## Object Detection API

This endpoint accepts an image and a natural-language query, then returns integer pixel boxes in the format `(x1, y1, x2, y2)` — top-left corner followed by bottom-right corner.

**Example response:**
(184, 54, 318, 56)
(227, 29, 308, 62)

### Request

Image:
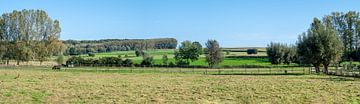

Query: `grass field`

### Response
(71, 49, 288, 67)
(0, 67, 359, 103)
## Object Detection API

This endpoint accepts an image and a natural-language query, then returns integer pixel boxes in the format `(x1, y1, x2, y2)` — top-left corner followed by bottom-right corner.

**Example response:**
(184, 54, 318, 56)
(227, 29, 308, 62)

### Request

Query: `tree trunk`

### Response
(323, 64, 329, 74)
(6, 59, 9, 65)
(16, 60, 20, 66)
(314, 65, 320, 73)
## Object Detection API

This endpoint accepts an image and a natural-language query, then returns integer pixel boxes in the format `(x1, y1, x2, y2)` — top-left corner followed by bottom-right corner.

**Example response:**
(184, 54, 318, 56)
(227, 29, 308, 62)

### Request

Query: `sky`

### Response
(1, 0, 360, 47)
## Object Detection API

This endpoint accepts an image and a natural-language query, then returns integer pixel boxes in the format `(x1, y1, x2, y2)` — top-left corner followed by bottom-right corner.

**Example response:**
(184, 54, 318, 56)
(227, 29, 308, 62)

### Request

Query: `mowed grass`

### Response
(0, 67, 359, 103)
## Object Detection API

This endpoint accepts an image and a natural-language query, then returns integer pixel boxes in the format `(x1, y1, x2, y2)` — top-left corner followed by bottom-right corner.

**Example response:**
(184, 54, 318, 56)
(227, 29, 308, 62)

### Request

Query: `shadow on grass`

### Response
(308, 76, 359, 81)
(210, 73, 305, 76)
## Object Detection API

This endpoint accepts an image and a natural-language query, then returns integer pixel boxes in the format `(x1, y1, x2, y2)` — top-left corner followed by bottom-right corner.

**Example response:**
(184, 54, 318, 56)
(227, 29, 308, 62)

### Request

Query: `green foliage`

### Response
(205, 40, 224, 68)
(283, 45, 297, 65)
(0, 9, 63, 65)
(266, 42, 285, 64)
(174, 40, 201, 66)
(123, 59, 133, 67)
(328, 11, 360, 61)
(225, 50, 230, 55)
(297, 18, 343, 73)
(192, 41, 203, 55)
(63, 38, 178, 55)
(247, 49, 258, 55)
(88, 53, 95, 57)
(135, 49, 145, 57)
(141, 55, 154, 66)
(68, 47, 78, 55)
(162, 55, 168, 65)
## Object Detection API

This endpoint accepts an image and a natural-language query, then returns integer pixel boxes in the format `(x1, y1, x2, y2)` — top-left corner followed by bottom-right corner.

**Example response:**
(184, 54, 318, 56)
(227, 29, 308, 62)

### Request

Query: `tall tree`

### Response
(321, 16, 343, 73)
(329, 11, 360, 60)
(0, 9, 63, 65)
(205, 40, 223, 68)
(297, 18, 343, 73)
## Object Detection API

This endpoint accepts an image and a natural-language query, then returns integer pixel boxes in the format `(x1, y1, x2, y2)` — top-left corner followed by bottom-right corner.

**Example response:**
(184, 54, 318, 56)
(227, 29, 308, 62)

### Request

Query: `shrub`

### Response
(88, 53, 95, 57)
(67, 56, 85, 65)
(169, 62, 176, 67)
(225, 50, 230, 55)
(123, 59, 133, 67)
(135, 49, 145, 57)
(100, 57, 122, 66)
(247, 49, 258, 55)
(141, 55, 154, 66)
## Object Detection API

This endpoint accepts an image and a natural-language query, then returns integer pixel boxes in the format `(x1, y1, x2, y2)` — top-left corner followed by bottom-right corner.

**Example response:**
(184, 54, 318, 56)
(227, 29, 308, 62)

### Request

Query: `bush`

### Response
(67, 56, 85, 65)
(135, 49, 145, 57)
(247, 49, 258, 55)
(88, 53, 95, 57)
(169, 62, 176, 67)
(141, 55, 154, 67)
(100, 57, 122, 66)
(176, 60, 189, 66)
(123, 59, 133, 67)
(226, 50, 230, 55)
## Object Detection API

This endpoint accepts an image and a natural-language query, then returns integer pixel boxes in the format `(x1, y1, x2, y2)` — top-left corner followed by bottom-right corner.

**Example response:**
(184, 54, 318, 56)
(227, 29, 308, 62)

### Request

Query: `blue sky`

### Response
(1, 0, 360, 47)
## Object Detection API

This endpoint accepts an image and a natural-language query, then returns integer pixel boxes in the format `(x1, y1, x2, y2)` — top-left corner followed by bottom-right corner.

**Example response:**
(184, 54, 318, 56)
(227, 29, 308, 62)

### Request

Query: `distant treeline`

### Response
(64, 38, 177, 55)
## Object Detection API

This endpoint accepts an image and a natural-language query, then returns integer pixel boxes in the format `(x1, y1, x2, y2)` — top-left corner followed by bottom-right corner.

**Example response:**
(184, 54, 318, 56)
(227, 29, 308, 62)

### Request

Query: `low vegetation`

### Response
(0, 67, 359, 103)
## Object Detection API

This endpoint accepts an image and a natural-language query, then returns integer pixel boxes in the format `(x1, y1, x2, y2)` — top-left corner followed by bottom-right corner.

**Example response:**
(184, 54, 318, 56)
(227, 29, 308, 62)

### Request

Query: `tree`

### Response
(329, 11, 360, 60)
(174, 40, 201, 66)
(192, 41, 203, 55)
(68, 47, 78, 55)
(321, 16, 343, 73)
(297, 18, 343, 73)
(266, 42, 285, 65)
(205, 40, 223, 68)
(162, 55, 168, 65)
(0, 9, 64, 65)
(283, 45, 296, 65)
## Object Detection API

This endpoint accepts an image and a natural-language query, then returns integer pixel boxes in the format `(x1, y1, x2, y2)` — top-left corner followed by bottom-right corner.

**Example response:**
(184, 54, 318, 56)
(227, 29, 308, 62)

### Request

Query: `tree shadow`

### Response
(308, 76, 359, 81)
(210, 73, 305, 76)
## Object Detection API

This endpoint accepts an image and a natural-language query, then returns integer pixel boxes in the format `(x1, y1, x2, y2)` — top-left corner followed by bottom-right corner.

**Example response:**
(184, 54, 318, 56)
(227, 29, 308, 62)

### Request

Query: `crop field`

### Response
(0, 67, 359, 103)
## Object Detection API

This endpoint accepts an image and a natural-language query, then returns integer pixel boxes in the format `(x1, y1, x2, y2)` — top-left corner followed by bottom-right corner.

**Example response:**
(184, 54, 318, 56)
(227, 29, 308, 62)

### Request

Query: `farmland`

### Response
(0, 67, 359, 103)
(72, 48, 284, 67)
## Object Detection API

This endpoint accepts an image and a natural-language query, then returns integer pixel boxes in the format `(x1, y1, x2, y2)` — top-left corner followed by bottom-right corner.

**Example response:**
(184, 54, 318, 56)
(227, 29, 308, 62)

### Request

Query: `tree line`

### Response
(64, 38, 177, 55)
(0, 9, 64, 65)
(267, 11, 360, 73)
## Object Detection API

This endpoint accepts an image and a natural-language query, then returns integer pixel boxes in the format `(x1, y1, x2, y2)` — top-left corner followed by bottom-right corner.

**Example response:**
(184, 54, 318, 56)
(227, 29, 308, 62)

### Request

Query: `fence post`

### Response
(218, 69, 221, 74)
(267, 66, 270, 74)
(245, 67, 247, 74)
(303, 67, 305, 74)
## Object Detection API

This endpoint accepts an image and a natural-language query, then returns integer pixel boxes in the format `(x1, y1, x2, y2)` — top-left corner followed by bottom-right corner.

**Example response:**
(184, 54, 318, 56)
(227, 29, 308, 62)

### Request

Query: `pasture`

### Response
(73, 49, 287, 67)
(0, 67, 359, 103)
